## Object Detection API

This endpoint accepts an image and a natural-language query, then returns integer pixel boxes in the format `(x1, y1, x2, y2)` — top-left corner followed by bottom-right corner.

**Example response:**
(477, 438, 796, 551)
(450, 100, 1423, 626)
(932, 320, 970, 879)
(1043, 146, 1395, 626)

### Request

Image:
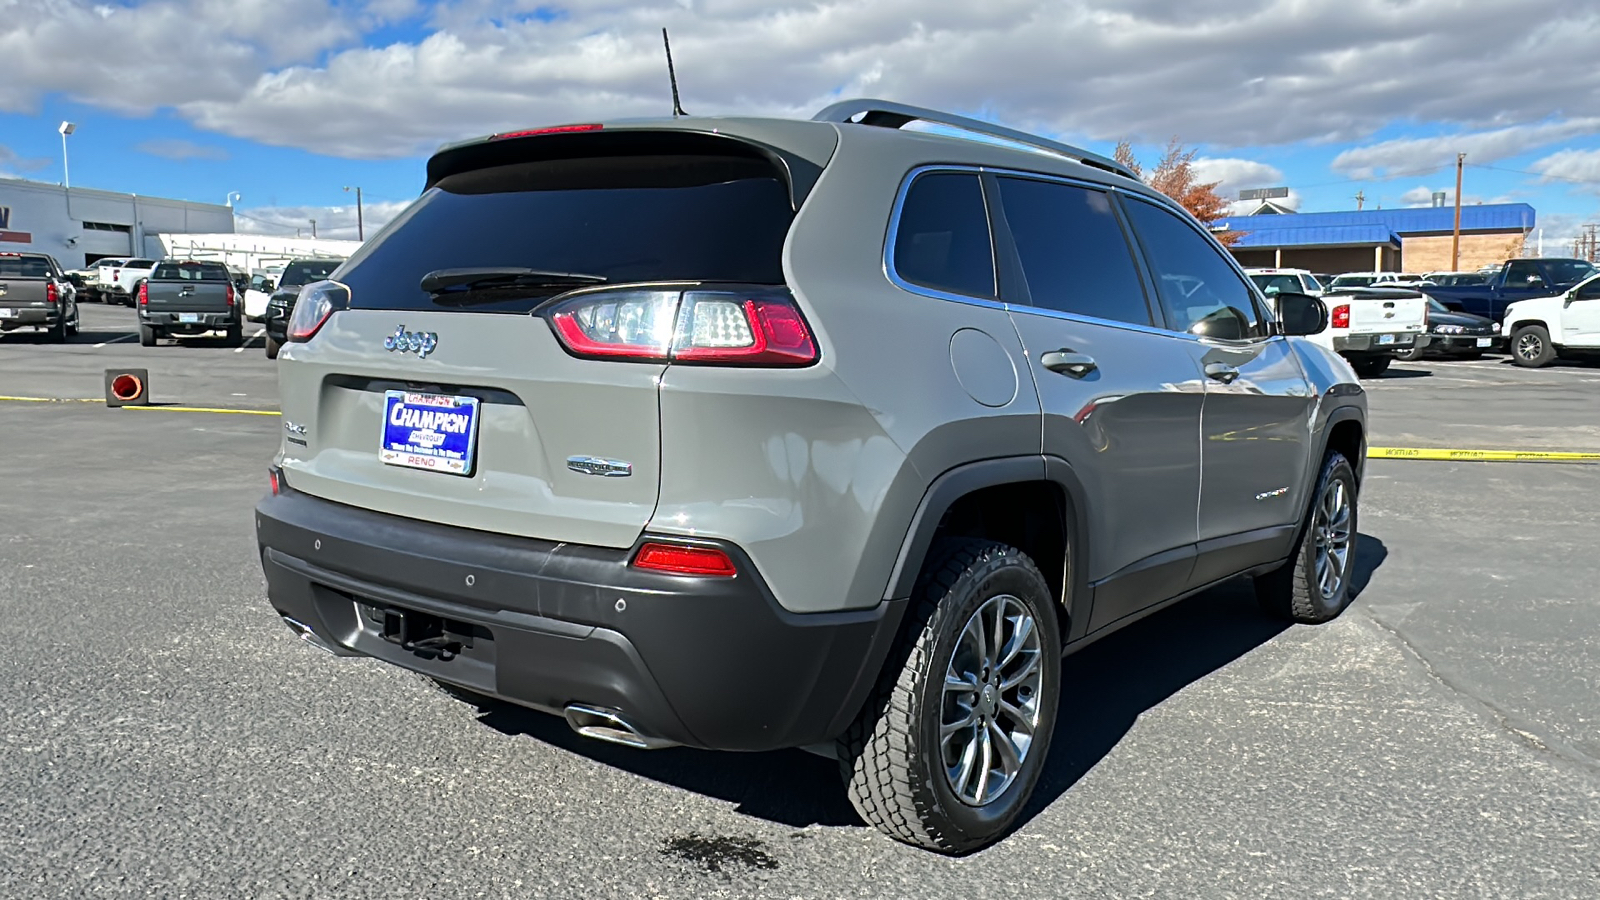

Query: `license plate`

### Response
(0, 308, 15, 319)
(178, 313, 200, 323)
(1378, 334, 1395, 345)
(380, 391, 479, 476)
(1476, 338, 1493, 347)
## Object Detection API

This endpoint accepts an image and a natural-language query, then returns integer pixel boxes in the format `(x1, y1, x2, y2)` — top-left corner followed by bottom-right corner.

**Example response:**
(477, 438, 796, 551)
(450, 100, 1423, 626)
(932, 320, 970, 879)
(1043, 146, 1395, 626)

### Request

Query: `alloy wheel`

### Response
(1312, 479, 1353, 600)
(940, 594, 1044, 806)
(1516, 332, 1543, 361)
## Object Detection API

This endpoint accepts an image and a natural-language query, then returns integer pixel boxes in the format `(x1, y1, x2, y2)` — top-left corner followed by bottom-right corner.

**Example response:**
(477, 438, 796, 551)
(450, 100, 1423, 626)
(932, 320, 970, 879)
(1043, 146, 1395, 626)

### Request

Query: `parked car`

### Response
(99, 258, 159, 307)
(0, 251, 80, 341)
(68, 258, 125, 302)
(1395, 298, 1499, 360)
(137, 259, 242, 346)
(1501, 273, 1600, 367)
(1328, 272, 1403, 289)
(1245, 267, 1325, 297)
(260, 258, 346, 357)
(1423, 271, 1489, 287)
(1422, 257, 1597, 323)
(253, 99, 1368, 854)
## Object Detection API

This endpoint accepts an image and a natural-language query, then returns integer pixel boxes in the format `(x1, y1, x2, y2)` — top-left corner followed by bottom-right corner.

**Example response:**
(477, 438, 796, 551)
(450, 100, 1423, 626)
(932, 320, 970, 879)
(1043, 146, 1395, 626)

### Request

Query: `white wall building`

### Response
(0, 177, 235, 268)
(151, 233, 362, 279)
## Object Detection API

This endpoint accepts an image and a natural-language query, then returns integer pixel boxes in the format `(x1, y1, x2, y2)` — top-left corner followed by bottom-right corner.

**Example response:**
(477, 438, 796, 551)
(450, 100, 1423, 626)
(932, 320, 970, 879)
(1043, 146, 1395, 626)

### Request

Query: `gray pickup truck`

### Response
(0, 251, 80, 342)
(138, 260, 243, 346)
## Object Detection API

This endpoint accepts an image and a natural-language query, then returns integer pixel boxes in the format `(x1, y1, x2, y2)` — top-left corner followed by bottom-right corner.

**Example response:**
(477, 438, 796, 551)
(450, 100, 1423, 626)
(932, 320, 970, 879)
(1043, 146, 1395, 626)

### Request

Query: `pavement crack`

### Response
(1361, 609, 1600, 780)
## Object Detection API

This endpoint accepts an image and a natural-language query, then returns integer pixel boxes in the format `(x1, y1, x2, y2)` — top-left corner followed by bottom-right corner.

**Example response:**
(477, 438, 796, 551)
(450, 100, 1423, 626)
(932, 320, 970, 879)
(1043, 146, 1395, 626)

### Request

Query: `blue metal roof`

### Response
(1215, 202, 1535, 238)
(1225, 224, 1400, 249)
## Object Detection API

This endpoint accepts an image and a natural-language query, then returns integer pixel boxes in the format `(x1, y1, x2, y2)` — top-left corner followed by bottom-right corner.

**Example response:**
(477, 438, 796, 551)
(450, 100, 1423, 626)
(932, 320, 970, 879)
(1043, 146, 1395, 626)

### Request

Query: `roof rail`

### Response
(812, 98, 1137, 181)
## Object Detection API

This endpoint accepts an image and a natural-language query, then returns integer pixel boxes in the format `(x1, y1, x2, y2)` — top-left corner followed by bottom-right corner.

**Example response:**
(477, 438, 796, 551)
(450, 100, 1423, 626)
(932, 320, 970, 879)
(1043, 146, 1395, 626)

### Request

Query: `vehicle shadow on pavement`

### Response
(472, 536, 1390, 835)
(1374, 368, 1433, 379)
(1020, 533, 1390, 830)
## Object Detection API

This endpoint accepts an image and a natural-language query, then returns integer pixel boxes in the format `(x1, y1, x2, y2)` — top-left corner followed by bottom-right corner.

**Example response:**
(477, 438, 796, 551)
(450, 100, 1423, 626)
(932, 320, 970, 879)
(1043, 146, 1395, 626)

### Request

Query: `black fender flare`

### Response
(882, 455, 1095, 642)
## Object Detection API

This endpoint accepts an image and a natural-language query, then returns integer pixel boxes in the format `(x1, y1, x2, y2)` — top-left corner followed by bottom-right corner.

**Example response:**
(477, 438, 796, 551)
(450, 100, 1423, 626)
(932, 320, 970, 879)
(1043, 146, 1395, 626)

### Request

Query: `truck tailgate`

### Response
(1341, 291, 1427, 334)
(145, 281, 231, 312)
(0, 277, 51, 311)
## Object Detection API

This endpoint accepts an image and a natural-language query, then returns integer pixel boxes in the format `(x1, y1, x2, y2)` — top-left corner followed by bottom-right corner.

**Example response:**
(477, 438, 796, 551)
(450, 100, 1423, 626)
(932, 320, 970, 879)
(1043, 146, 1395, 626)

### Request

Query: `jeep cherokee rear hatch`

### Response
(276, 128, 809, 547)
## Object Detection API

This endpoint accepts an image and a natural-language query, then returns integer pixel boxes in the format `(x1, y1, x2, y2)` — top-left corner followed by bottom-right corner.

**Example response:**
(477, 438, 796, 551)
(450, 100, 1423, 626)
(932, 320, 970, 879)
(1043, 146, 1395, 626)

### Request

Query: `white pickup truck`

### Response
(96, 257, 158, 307)
(1253, 273, 1428, 377)
(1501, 273, 1600, 367)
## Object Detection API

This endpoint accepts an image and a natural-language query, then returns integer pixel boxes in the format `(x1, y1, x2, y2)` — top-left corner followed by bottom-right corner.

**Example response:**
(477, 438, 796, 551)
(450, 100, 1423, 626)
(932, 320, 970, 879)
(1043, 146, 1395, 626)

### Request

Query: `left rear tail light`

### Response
(544, 288, 818, 366)
(632, 542, 738, 577)
(45, 282, 57, 304)
(225, 283, 235, 307)
(287, 280, 350, 342)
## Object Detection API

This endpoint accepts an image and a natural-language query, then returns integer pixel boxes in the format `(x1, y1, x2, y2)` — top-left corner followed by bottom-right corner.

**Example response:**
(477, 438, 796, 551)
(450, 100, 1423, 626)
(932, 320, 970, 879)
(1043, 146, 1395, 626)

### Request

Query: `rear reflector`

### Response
(632, 542, 738, 577)
(492, 124, 604, 140)
(268, 468, 281, 496)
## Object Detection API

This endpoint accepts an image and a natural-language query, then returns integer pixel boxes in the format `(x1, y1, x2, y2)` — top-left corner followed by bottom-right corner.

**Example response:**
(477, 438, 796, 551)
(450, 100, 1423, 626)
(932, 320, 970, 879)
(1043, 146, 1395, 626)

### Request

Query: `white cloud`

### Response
(1530, 148, 1600, 193)
(4, 0, 1600, 161)
(234, 200, 409, 241)
(1330, 119, 1600, 179)
(136, 139, 230, 161)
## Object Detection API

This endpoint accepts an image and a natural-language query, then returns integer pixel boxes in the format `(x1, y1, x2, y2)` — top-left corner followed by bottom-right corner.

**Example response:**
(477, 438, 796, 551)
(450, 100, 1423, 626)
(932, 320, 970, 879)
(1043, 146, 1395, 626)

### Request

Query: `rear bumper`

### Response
(0, 307, 61, 327)
(140, 311, 237, 329)
(1334, 332, 1425, 354)
(254, 485, 905, 752)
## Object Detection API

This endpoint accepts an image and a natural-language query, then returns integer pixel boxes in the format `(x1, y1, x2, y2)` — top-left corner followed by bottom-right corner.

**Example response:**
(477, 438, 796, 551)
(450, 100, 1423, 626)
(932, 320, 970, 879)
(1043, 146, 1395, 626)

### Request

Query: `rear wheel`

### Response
(138, 323, 158, 347)
(1350, 355, 1391, 378)
(1511, 325, 1556, 368)
(66, 304, 80, 337)
(45, 314, 67, 343)
(840, 538, 1061, 854)
(224, 323, 244, 347)
(1255, 451, 1359, 624)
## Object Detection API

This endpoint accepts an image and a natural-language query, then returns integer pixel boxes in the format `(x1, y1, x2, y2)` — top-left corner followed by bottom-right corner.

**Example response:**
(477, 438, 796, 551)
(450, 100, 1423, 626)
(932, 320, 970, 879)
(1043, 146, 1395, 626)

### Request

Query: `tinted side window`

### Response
(892, 172, 995, 298)
(995, 177, 1151, 325)
(1504, 260, 1545, 286)
(1124, 199, 1263, 340)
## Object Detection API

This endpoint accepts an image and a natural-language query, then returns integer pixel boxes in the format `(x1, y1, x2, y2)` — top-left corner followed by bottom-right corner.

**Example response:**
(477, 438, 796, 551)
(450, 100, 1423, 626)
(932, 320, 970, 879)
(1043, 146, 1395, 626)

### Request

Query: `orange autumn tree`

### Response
(1114, 139, 1243, 246)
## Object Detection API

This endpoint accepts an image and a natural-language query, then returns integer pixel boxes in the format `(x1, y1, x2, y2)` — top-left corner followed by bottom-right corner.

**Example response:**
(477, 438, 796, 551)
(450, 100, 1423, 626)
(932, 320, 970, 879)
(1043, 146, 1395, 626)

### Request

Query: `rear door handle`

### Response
(1205, 362, 1240, 384)
(1041, 349, 1097, 378)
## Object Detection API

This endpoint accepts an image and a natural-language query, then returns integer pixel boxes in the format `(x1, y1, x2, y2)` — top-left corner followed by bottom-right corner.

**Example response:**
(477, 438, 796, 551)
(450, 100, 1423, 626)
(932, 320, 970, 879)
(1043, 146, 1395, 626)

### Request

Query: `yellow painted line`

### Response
(121, 405, 281, 417)
(1369, 446, 1600, 462)
(0, 395, 101, 403)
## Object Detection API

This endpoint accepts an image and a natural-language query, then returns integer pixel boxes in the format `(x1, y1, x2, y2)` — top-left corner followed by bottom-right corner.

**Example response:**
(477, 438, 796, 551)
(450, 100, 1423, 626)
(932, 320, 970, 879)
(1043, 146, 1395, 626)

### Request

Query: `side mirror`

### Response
(1274, 292, 1329, 336)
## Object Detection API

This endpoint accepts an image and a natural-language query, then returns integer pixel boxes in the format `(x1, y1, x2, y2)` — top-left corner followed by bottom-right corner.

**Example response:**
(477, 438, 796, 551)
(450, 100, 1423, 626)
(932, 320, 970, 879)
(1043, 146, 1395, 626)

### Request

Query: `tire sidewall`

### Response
(1299, 454, 1359, 620)
(915, 553, 1061, 842)
(1513, 326, 1552, 367)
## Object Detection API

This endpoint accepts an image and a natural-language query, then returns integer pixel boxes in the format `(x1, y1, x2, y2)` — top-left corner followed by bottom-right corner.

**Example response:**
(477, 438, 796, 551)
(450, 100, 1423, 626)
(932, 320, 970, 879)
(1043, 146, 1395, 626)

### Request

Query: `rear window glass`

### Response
(335, 153, 795, 313)
(1249, 273, 1303, 296)
(154, 262, 230, 281)
(280, 260, 344, 287)
(0, 256, 51, 278)
(892, 171, 995, 299)
(127, 259, 156, 267)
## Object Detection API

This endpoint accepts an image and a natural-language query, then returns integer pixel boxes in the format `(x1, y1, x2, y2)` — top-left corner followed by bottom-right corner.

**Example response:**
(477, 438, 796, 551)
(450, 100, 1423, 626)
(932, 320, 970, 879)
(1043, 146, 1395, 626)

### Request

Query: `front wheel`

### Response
(264, 333, 282, 359)
(840, 539, 1061, 854)
(1394, 344, 1424, 362)
(1350, 355, 1391, 378)
(1255, 451, 1359, 623)
(1511, 325, 1556, 368)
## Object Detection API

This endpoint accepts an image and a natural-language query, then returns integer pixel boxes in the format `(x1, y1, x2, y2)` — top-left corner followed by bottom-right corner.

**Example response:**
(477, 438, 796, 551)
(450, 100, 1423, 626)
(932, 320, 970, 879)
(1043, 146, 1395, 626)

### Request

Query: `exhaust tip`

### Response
(564, 704, 677, 750)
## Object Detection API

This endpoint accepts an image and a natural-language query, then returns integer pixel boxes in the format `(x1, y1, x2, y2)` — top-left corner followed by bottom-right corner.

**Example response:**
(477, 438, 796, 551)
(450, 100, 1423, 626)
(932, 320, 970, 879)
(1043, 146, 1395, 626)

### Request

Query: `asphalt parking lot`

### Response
(3, 304, 1598, 898)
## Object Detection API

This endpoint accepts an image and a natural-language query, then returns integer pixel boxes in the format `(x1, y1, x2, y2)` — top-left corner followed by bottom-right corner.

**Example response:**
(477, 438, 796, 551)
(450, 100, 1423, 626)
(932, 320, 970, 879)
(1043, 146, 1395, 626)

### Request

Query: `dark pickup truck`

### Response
(1422, 257, 1596, 323)
(262, 257, 345, 358)
(138, 260, 243, 347)
(0, 252, 80, 342)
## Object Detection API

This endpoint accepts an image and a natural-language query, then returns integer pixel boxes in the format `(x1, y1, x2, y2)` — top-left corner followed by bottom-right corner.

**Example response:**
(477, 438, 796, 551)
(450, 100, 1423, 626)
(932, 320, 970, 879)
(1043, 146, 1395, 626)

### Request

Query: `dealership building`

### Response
(1217, 202, 1537, 274)
(0, 177, 236, 268)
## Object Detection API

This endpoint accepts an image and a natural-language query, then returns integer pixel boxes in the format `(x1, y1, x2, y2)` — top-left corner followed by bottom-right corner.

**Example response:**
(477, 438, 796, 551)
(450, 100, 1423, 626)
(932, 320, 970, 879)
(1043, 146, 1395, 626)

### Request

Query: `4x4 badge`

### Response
(383, 325, 438, 358)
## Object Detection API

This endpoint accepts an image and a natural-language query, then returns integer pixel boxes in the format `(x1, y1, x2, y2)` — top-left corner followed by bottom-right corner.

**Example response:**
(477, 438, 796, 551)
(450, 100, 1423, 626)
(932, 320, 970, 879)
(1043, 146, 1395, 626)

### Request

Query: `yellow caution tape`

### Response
(0, 395, 101, 403)
(1369, 446, 1600, 462)
(120, 405, 281, 417)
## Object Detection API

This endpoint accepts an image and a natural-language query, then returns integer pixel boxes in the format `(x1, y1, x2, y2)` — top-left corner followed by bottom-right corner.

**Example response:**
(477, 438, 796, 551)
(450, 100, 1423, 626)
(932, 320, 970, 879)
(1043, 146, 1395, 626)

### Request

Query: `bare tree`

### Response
(1117, 139, 1242, 247)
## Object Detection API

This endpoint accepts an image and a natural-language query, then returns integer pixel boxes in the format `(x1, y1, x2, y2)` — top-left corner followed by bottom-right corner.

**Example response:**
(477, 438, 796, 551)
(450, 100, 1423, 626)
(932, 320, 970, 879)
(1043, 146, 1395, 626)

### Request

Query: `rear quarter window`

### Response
(890, 171, 996, 299)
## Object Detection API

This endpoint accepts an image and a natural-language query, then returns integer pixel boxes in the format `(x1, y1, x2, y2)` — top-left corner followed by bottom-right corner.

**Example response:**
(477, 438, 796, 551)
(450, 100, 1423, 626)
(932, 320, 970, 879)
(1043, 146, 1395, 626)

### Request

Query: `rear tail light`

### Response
(545, 288, 818, 366)
(225, 283, 235, 307)
(138, 282, 148, 306)
(287, 280, 350, 342)
(268, 466, 285, 495)
(632, 542, 738, 577)
(45, 281, 57, 305)
(1331, 304, 1350, 329)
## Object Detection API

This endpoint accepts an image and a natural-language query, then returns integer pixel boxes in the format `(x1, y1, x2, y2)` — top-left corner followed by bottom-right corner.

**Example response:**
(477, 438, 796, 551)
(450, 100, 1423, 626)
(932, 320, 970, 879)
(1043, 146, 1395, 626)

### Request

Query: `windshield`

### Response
(1301, 273, 1323, 291)
(335, 152, 795, 313)
(1249, 274, 1303, 296)
(1545, 260, 1597, 284)
(279, 260, 344, 288)
(1330, 274, 1376, 287)
(1427, 298, 1450, 313)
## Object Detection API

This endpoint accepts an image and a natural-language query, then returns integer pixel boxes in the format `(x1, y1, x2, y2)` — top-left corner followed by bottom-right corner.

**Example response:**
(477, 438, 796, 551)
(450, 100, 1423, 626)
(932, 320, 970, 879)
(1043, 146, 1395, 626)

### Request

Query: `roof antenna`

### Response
(662, 28, 687, 117)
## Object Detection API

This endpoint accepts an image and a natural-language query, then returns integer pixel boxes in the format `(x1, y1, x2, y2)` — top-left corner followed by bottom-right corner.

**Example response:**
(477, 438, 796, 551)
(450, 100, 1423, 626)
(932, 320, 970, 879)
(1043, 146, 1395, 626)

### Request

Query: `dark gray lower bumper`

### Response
(255, 484, 905, 752)
(1334, 333, 1426, 353)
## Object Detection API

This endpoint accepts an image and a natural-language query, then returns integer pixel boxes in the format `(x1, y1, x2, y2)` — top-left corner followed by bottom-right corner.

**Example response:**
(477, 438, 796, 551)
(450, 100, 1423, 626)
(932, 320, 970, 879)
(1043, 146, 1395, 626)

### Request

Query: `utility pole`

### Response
(1451, 153, 1465, 270)
(344, 186, 364, 241)
(309, 218, 318, 239)
(1354, 190, 1365, 211)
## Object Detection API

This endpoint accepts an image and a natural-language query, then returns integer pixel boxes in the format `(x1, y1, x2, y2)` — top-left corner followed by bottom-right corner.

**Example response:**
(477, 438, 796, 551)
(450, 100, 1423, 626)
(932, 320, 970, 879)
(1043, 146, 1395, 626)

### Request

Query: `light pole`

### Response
(58, 121, 76, 189)
(343, 186, 364, 241)
(226, 192, 242, 207)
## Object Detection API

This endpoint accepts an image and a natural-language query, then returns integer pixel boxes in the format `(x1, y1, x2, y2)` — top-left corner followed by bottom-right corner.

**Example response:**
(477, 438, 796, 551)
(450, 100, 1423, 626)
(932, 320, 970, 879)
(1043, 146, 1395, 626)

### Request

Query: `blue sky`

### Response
(4, 0, 1600, 246)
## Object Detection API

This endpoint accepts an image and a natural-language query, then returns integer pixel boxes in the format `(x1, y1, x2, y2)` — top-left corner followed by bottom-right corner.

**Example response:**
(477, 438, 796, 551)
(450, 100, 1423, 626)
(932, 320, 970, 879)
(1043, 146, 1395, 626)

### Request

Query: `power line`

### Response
(1468, 162, 1600, 186)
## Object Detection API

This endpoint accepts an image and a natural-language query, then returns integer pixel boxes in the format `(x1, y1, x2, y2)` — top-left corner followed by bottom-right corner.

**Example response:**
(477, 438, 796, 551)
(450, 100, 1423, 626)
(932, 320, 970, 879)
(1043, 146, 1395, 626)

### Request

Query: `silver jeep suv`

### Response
(255, 100, 1365, 853)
